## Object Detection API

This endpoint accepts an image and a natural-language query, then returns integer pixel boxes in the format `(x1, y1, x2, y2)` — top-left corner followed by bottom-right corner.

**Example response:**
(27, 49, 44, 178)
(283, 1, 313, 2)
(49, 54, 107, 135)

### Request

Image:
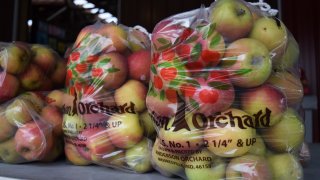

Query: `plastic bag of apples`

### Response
(0, 42, 66, 103)
(0, 91, 64, 163)
(62, 22, 155, 173)
(147, 0, 305, 179)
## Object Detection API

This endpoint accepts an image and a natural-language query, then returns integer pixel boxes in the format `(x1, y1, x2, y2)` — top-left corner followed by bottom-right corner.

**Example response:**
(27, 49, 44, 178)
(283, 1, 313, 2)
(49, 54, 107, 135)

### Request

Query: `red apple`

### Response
(241, 84, 287, 127)
(92, 52, 127, 90)
(146, 94, 177, 118)
(14, 122, 54, 161)
(185, 75, 234, 116)
(226, 154, 272, 180)
(0, 72, 20, 102)
(127, 50, 151, 83)
(50, 60, 66, 87)
(41, 105, 63, 136)
(96, 23, 128, 52)
(31, 44, 58, 74)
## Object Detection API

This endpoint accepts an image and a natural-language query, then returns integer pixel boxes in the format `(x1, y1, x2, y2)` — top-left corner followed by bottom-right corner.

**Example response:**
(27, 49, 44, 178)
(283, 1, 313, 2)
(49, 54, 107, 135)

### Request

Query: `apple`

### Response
(5, 99, 34, 127)
(222, 38, 272, 88)
(115, 80, 147, 112)
(204, 108, 256, 158)
(185, 149, 226, 180)
(46, 90, 64, 108)
(19, 92, 45, 112)
(146, 94, 177, 118)
(93, 149, 126, 167)
(185, 75, 235, 116)
(127, 50, 151, 83)
(19, 64, 45, 90)
(274, 35, 299, 70)
(249, 17, 287, 52)
(31, 44, 57, 73)
(80, 128, 115, 162)
(152, 20, 187, 52)
(125, 138, 153, 173)
(92, 52, 127, 90)
(261, 108, 305, 152)
(209, 0, 253, 42)
(41, 138, 63, 162)
(267, 71, 303, 106)
(62, 114, 86, 137)
(38, 77, 53, 91)
(241, 84, 287, 127)
(41, 105, 63, 136)
(74, 24, 98, 47)
(0, 138, 25, 163)
(226, 154, 272, 180)
(151, 138, 184, 177)
(0, 72, 20, 102)
(139, 110, 156, 138)
(0, 43, 30, 75)
(65, 143, 91, 166)
(248, 134, 266, 156)
(15, 122, 54, 161)
(50, 60, 67, 86)
(159, 112, 203, 151)
(0, 108, 17, 142)
(268, 153, 303, 180)
(107, 113, 143, 149)
(128, 28, 151, 52)
(96, 23, 128, 52)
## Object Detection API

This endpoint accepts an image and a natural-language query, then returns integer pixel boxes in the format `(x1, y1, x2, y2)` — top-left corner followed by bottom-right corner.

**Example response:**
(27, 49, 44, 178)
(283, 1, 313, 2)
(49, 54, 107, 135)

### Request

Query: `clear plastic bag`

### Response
(0, 91, 64, 163)
(62, 22, 154, 173)
(147, 0, 305, 179)
(0, 42, 66, 103)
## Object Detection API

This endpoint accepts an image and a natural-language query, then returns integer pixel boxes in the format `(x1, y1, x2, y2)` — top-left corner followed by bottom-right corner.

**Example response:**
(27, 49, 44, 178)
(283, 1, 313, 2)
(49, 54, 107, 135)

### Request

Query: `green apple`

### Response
(241, 84, 286, 127)
(261, 108, 305, 152)
(62, 114, 86, 137)
(0, 138, 26, 163)
(107, 113, 144, 149)
(0, 43, 30, 75)
(274, 35, 299, 70)
(64, 143, 91, 166)
(268, 153, 303, 180)
(115, 80, 147, 112)
(19, 64, 45, 90)
(267, 71, 303, 106)
(248, 134, 266, 156)
(185, 149, 226, 180)
(210, 0, 253, 42)
(139, 110, 156, 138)
(128, 28, 151, 52)
(250, 17, 287, 52)
(5, 99, 34, 127)
(226, 154, 272, 179)
(204, 108, 256, 158)
(223, 38, 272, 88)
(159, 112, 203, 151)
(0, 108, 17, 142)
(125, 138, 153, 173)
(151, 138, 184, 177)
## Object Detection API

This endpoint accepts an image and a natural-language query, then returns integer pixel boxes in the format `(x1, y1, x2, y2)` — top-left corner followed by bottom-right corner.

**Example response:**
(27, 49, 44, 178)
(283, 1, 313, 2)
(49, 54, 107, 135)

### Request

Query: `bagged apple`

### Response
(0, 42, 67, 103)
(0, 91, 64, 164)
(147, 0, 305, 179)
(62, 22, 154, 173)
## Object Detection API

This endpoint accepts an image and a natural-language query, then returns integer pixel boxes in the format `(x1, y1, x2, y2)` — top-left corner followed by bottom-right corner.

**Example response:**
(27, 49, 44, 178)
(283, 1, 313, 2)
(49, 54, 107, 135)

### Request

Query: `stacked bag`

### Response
(62, 22, 155, 173)
(147, 0, 305, 179)
(0, 42, 66, 163)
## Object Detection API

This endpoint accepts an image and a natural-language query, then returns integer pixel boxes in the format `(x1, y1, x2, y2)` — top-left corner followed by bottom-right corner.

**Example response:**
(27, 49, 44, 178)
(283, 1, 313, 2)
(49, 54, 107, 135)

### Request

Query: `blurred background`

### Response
(0, 0, 318, 142)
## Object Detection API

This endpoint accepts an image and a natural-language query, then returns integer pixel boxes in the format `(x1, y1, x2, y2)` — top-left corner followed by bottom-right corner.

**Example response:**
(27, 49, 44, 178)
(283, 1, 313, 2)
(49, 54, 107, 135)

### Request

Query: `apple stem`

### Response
(237, 8, 246, 16)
